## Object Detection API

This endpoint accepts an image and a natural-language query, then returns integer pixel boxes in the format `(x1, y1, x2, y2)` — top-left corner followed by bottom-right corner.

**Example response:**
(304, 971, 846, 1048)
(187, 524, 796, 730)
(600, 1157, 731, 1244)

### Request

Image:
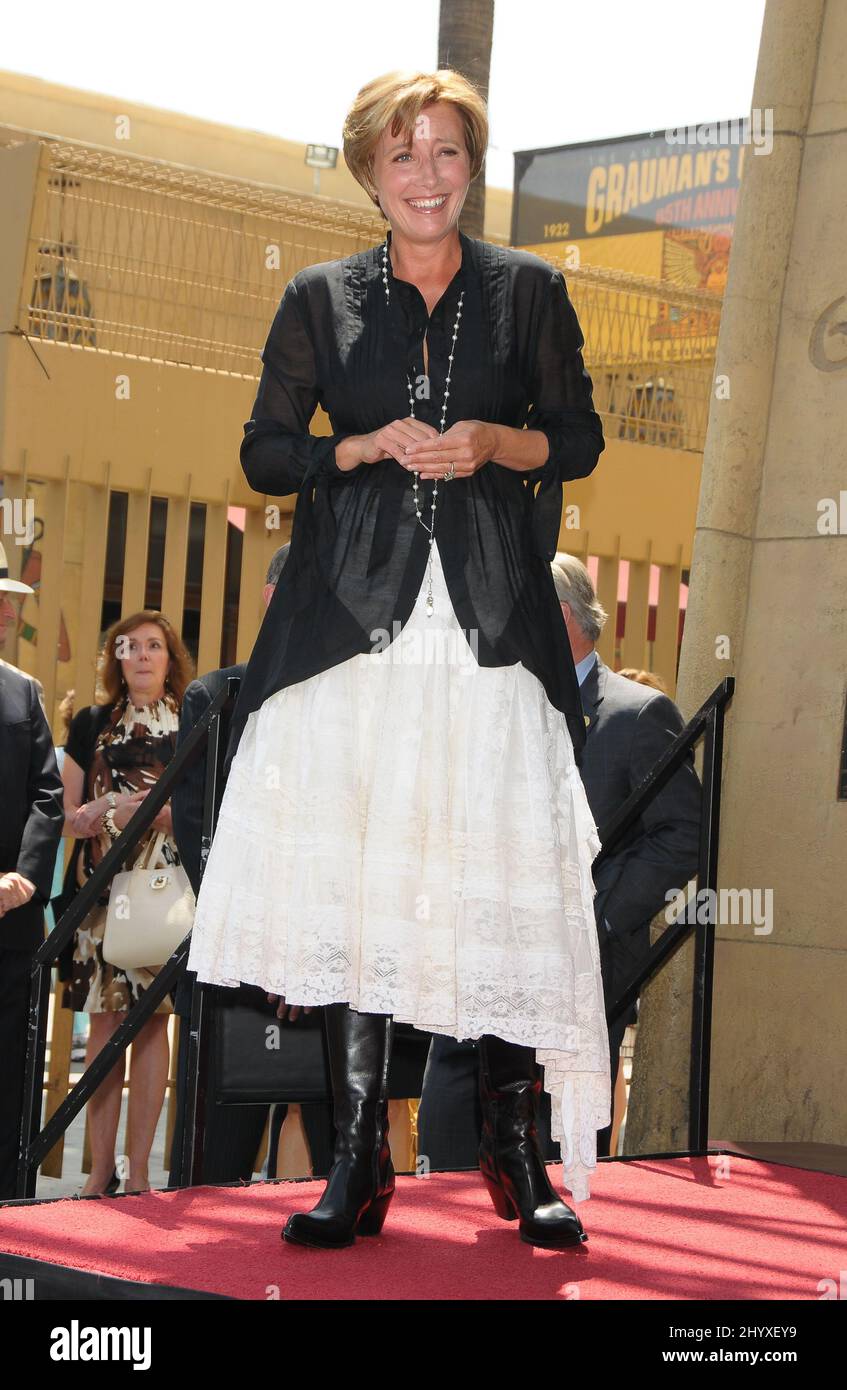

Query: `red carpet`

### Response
(2, 1156, 845, 1300)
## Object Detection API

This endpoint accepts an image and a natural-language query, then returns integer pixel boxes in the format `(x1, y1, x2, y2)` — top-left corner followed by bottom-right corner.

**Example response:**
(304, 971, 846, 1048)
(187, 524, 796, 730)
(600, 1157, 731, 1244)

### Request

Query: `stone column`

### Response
(627, 0, 847, 1153)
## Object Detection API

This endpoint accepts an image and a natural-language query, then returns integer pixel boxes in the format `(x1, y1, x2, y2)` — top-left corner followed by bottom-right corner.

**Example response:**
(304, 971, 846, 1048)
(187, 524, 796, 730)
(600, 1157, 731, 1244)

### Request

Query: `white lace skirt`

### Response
(187, 539, 611, 1200)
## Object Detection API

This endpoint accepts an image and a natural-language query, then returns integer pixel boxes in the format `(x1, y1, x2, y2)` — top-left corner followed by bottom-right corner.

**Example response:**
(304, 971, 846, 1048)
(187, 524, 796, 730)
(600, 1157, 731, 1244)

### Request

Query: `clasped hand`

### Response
(359, 417, 499, 480)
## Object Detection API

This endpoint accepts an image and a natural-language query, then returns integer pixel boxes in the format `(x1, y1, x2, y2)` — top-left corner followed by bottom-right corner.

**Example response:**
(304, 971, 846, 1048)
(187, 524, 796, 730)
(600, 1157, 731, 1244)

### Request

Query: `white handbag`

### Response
(102, 830, 196, 971)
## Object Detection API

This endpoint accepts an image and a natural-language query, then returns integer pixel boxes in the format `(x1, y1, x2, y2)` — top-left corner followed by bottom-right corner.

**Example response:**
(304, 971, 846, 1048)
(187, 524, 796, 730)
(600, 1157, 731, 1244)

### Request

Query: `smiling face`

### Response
(371, 101, 471, 245)
(117, 621, 170, 703)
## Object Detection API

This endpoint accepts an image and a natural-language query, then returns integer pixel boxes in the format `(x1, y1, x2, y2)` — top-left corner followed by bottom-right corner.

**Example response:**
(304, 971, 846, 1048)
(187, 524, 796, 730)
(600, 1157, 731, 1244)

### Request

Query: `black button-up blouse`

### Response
(226, 227, 605, 775)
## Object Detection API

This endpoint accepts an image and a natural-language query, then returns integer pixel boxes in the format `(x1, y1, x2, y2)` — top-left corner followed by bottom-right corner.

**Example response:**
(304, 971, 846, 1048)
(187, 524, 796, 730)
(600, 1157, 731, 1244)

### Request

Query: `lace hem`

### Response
(188, 889, 611, 1201)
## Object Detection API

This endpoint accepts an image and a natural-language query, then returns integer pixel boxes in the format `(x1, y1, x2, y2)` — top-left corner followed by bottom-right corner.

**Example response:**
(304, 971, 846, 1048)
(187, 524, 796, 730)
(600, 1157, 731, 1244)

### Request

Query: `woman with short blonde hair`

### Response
(343, 69, 489, 214)
(188, 68, 610, 1249)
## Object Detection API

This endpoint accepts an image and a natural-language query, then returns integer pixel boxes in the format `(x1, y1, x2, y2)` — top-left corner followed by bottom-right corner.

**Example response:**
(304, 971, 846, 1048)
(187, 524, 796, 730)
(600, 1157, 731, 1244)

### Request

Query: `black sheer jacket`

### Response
(226, 228, 605, 774)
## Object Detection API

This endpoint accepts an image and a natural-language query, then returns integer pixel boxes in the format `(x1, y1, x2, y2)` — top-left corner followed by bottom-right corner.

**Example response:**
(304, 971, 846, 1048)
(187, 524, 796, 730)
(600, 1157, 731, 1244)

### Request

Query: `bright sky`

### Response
(3, 0, 767, 190)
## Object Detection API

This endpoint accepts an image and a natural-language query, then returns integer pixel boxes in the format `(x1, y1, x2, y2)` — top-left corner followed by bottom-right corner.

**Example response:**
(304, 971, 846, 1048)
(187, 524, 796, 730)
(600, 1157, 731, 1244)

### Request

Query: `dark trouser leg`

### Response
(266, 1103, 286, 1177)
(0, 950, 33, 1200)
(417, 1034, 559, 1171)
(169, 1003, 272, 1185)
(203, 1100, 270, 1184)
(417, 1034, 561, 1173)
(416, 1035, 482, 1170)
(596, 922, 649, 1157)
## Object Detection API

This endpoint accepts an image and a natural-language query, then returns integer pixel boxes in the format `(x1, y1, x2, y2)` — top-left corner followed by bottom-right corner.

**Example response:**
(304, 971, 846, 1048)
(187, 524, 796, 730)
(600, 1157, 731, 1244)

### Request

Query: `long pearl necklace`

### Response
(381, 238, 464, 618)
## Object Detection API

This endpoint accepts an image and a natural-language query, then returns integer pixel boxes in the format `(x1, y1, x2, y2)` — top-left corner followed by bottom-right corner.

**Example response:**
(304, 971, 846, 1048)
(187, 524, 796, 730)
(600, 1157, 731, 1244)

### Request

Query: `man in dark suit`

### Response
(0, 550, 65, 1198)
(169, 542, 334, 1185)
(416, 554, 701, 1168)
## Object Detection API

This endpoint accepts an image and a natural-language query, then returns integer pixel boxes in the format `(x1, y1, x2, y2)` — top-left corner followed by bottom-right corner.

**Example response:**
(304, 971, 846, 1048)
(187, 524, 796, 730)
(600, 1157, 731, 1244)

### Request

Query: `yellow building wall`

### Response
(525, 229, 666, 279)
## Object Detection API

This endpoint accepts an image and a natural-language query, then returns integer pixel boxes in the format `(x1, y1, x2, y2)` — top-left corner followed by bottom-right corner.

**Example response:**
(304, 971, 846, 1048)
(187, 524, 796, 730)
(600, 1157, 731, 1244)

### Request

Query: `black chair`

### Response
(212, 986, 431, 1104)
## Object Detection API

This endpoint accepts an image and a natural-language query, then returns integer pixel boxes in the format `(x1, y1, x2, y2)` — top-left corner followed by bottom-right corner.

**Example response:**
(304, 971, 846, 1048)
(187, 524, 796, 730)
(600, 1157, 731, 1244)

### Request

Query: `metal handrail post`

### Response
(688, 698, 727, 1151)
(178, 676, 239, 1189)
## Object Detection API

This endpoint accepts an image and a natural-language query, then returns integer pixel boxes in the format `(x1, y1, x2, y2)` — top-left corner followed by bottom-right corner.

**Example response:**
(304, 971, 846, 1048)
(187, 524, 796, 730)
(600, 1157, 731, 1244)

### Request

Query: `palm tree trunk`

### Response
(438, 0, 495, 238)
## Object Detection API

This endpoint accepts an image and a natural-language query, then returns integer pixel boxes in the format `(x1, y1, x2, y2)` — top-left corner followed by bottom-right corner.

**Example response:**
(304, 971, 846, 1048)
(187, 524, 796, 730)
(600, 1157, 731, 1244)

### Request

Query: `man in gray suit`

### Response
(416, 556, 701, 1167)
(551, 555, 702, 1156)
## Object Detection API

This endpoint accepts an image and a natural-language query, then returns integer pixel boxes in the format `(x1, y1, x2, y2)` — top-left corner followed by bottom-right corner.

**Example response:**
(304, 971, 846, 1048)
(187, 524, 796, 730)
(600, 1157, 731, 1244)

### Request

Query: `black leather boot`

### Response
(478, 1033, 587, 1249)
(282, 1004, 395, 1249)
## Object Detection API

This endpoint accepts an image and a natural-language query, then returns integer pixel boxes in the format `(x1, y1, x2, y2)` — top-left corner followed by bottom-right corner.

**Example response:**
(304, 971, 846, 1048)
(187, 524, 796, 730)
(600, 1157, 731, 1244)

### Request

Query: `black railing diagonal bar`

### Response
(595, 677, 734, 1156)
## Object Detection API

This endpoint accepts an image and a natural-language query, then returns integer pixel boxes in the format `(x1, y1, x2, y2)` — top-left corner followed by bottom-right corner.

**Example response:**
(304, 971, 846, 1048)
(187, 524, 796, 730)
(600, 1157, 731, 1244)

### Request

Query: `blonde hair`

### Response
(342, 69, 489, 215)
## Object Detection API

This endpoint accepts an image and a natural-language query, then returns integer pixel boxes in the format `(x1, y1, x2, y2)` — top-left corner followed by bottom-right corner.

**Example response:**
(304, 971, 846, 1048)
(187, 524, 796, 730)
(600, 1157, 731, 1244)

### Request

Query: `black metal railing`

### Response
(592, 674, 735, 1152)
(13, 670, 734, 1200)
